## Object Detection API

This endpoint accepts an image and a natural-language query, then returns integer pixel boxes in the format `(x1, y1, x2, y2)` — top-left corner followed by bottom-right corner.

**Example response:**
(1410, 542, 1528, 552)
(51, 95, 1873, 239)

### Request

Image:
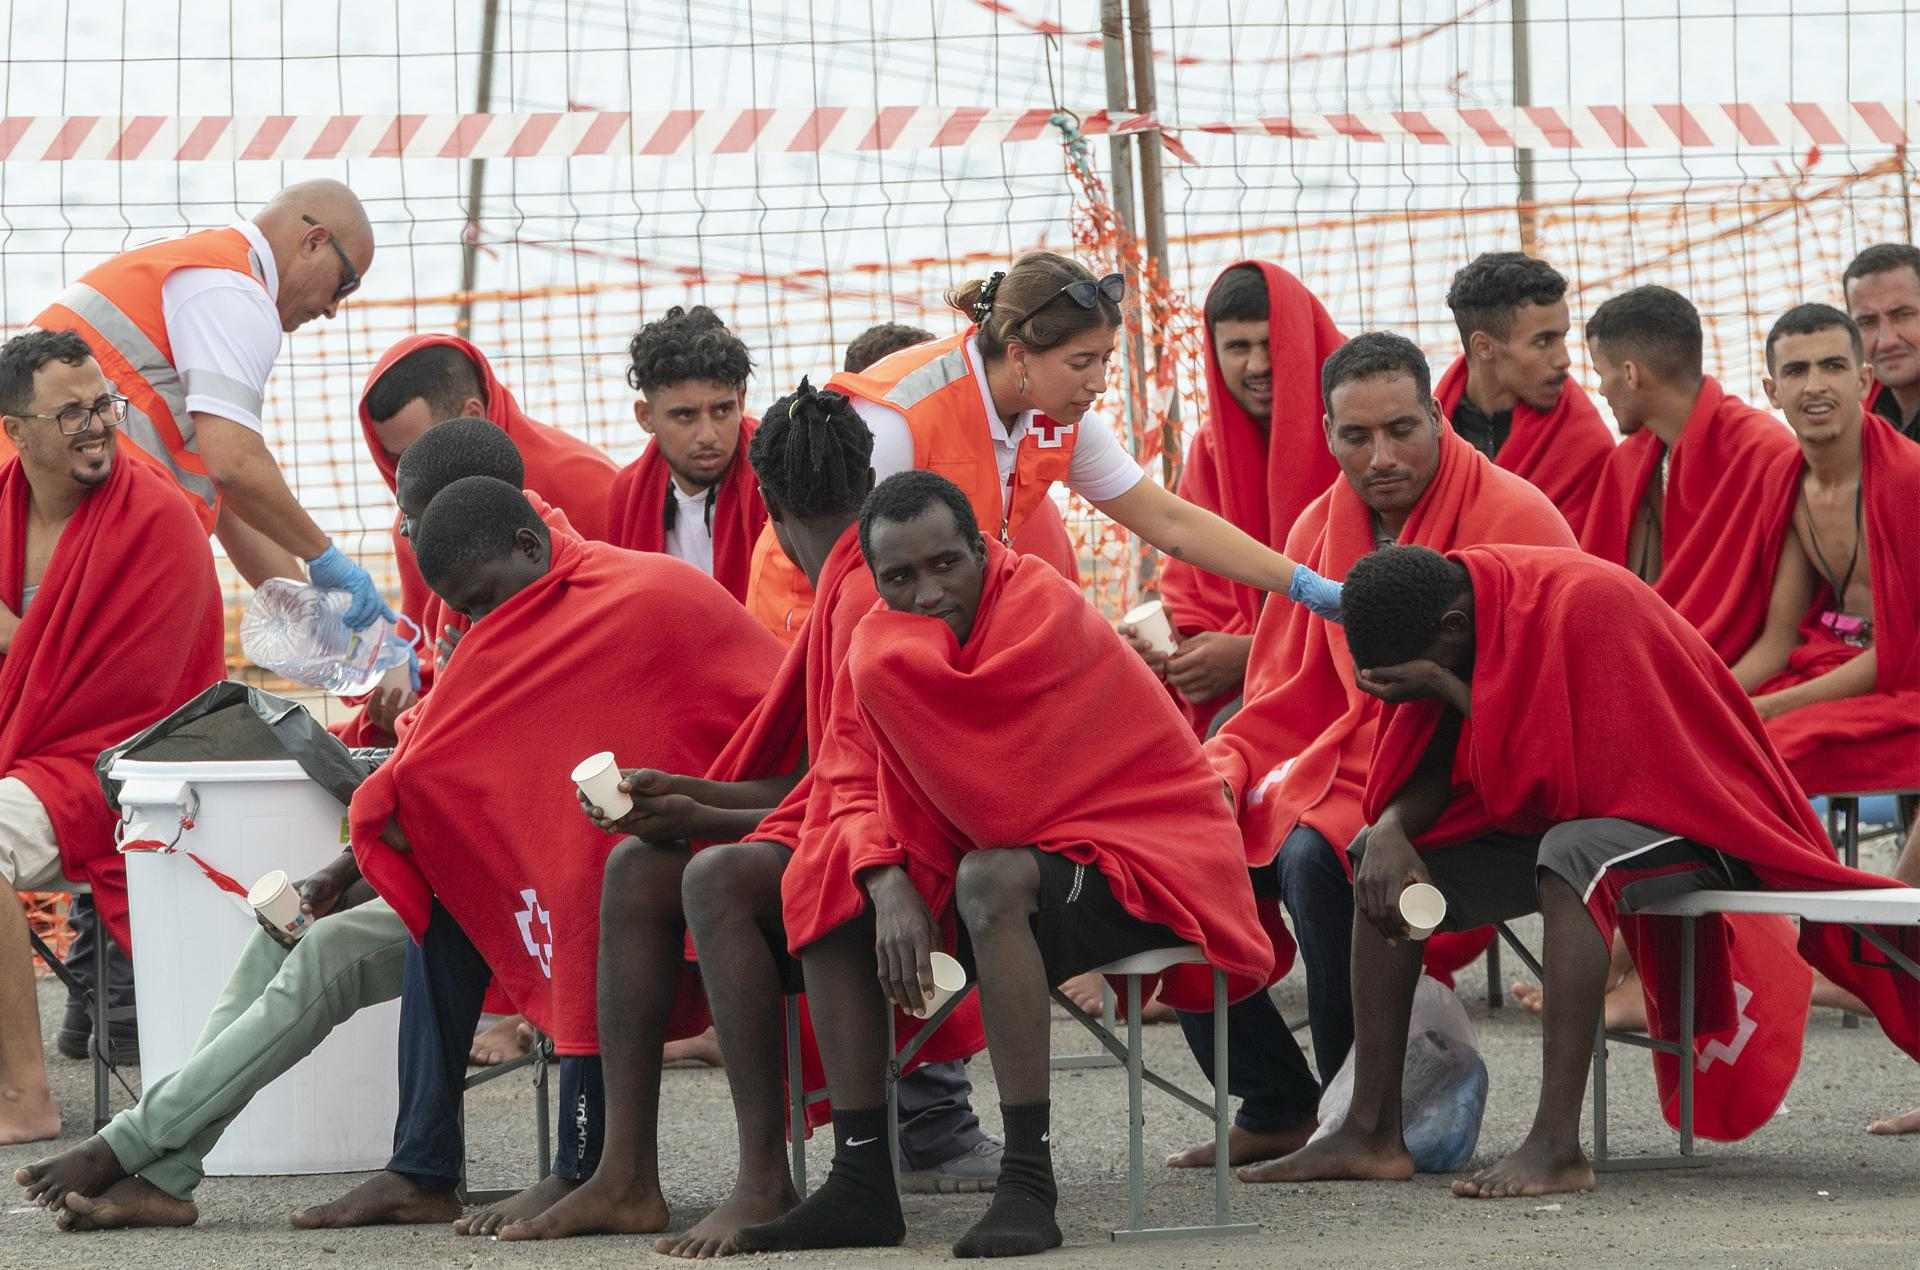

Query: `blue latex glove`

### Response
(1288, 563, 1344, 625)
(305, 543, 395, 631)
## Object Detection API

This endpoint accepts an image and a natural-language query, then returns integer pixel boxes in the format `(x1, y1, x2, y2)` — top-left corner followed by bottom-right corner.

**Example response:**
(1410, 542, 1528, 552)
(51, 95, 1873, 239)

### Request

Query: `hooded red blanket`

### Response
(1364, 545, 1920, 1139)
(1434, 357, 1614, 536)
(1160, 261, 1344, 732)
(333, 335, 620, 746)
(351, 537, 781, 1055)
(1580, 378, 1798, 663)
(1, 455, 225, 948)
(784, 543, 1275, 1011)
(606, 419, 767, 602)
(1751, 411, 1920, 793)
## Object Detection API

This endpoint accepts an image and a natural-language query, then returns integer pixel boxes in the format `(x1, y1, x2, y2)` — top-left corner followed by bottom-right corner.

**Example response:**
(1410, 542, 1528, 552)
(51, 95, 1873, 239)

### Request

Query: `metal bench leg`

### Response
(1125, 975, 1144, 1233)
(1486, 934, 1503, 1010)
(1591, 1011, 1608, 1167)
(1837, 798, 1861, 1028)
(534, 1040, 551, 1181)
(93, 922, 111, 1129)
(1678, 915, 1695, 1158)
(1211, 969, 1230, 1227)
(786, 997, 807, 1193)
(886, 1012, 901, 1187)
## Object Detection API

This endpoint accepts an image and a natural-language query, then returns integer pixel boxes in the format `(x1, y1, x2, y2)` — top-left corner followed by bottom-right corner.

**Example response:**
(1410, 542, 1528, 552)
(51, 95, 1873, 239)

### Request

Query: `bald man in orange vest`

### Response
(23, 179, 391, 628)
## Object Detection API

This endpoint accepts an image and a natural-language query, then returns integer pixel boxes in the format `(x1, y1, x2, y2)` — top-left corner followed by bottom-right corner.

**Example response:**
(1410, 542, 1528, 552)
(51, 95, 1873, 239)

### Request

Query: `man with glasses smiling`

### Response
(28, 178, 388, 628)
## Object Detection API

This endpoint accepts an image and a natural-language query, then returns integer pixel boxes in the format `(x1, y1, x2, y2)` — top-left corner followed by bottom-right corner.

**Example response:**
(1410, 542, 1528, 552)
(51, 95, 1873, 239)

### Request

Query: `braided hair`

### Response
(748, 376, 875, 520)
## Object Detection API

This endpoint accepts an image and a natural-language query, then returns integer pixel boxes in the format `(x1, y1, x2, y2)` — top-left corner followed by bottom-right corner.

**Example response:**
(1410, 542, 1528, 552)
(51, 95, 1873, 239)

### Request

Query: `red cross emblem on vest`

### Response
(1031, 416, 1075, 449)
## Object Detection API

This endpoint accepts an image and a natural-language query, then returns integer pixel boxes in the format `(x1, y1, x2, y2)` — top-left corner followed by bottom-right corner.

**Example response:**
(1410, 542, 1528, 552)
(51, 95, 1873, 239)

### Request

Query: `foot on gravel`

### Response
(656, 1178, 798, 1259)
(16, 1134, 125, 1209)
(469, 1013, 533, 1066)
(1167, 1120, 1316, 1169)
(1235, 1126, 1414, 1184)
(454, 1173, 576, 1237)
(662, 1027, 725, 1069)
(497, 1172, 668, 1240)
(1868, 1106, 1920, 1135)
(289, 1170, 462, 1228)
(1451, 1137, 1594, 1199)
(54, 1177, 198, 1231)
(0, 1084, 61, 1146)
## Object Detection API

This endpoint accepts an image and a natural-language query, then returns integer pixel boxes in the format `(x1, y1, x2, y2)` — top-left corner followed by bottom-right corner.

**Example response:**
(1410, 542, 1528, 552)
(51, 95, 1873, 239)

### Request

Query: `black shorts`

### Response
(956, 850, 1188, 984)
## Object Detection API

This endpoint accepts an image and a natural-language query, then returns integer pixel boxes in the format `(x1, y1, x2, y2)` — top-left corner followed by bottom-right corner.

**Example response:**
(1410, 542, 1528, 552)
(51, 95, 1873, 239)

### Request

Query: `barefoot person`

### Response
(736, 472, 1275, 1258)
(1843, 242, 1920, 443)
(0, 331, 223, 1146)
(1186, 331, 1574, 1176)
(344, 476, 779, 1237)
(1259, 543, 1920, 1199)
(501, 382, 991, 1249)
(12, 419, 546, 1231)
(1435, 253, 1614, 534)
(1147, 261, 1345, 737)
(334, 334, 619, 746)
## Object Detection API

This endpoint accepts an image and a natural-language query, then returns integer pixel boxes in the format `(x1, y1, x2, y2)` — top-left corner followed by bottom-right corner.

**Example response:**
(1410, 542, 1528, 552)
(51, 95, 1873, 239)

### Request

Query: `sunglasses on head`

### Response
(1007, 272, 1125, 329)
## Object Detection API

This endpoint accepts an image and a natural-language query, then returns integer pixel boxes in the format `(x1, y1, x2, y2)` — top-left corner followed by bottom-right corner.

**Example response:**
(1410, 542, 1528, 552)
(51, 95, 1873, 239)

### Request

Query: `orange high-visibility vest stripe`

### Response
(34, 228, 270, 531)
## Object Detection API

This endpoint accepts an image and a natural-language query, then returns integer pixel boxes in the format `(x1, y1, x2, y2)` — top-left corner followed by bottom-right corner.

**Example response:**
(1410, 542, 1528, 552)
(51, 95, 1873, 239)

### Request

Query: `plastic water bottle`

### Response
(240, 577, 415, 696)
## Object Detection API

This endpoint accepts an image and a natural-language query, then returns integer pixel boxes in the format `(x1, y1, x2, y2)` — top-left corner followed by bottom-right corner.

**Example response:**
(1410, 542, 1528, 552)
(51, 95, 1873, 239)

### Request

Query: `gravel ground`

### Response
(5, 840, 1917, 1269)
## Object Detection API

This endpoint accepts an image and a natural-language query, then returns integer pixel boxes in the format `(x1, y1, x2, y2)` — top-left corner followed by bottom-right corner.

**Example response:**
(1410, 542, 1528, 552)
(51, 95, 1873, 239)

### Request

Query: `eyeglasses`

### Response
(301, 214, 361, 304)
(11, 394, 129, 436)
(1005, 272, 1125, 330)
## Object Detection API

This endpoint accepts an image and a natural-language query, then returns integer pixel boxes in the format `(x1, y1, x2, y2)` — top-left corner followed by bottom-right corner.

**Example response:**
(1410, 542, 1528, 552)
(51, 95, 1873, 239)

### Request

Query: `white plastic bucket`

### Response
(113, 757, 400, 1177)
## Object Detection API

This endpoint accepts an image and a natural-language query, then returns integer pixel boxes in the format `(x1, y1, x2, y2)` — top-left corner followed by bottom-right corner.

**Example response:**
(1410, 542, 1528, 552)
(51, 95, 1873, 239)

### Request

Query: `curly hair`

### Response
(749, 377, 874, 520)
(0, 330, 93, 416)
(626, 305, 754, 395)
(394, 417, 524, 510)
(1341, 545, 1471, 670)
(1445, 252, 1567, 344)
(413, 475, 548, 591)
(858, 470, 981, 566)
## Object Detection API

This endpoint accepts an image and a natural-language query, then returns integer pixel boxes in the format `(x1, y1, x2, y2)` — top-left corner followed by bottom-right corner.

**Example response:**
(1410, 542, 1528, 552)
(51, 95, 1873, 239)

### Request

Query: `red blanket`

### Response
(351, 537, 781, 1055)
(333, 335, 620, 746)
(1160, 261, 1344, 733)
(1364, 545, 1920, 1139)
(1752, 411, 1920, 793)
(606, 419, 767, 602)
(785, 543, 1275, 1011)
(1434, 357, 1614, 536)
(1580, 377, 1798, 663)
(0, 456, 225, 948)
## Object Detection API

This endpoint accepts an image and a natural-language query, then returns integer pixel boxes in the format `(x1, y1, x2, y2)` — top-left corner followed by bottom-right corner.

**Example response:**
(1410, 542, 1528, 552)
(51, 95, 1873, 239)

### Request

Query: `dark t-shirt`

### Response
(1450, 396, 1514, 460)
(1871, 383, 1920, 444)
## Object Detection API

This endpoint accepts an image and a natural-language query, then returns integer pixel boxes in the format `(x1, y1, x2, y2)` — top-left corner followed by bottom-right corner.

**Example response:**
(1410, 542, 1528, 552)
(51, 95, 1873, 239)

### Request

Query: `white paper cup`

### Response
(908, 951, 969, 1020)
(249, 869, 310, 941)
(571, 751, 633, 820)
(1399, 882, 1448, 940)
(1122, 599, 1178, 657)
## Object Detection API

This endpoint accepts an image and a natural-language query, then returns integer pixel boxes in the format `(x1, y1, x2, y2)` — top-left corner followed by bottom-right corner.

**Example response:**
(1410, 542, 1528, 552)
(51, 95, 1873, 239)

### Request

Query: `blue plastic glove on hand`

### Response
(1288, 563, 1344, 625)
(305, 543, 395, 631)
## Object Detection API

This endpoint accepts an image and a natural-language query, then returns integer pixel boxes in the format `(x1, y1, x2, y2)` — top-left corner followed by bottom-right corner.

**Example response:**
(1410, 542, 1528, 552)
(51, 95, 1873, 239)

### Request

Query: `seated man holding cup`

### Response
(348, 475, 780, 1237)
(735, 471, 1275, 1259)
(1259, 542, 1920, 1199)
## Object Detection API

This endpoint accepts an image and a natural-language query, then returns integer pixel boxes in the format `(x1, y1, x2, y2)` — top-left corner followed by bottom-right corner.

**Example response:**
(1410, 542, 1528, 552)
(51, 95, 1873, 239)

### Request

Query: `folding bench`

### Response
(23, 883, 134, 1129)
(460, 1025, 554, 1203)
(1497, 885, 1920, 1170)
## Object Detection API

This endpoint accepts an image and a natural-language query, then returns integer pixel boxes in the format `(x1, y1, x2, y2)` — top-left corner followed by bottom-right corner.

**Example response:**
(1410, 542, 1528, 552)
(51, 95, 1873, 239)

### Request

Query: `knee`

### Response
(601, 837, 687, 920)
(682, 842, 783, 925)
(1279, 829, 1350, 903)
(954, 850, 1036, 934)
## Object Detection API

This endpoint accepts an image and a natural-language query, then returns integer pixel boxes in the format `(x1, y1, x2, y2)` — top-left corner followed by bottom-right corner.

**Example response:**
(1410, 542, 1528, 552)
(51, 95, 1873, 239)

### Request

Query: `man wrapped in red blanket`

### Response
(496, 382, 991, 1253)
(1196, 331, 1575, 1181)
(1727, 304, 1920, 797)
(1150, 262, 1345, 735)
(349, 475, 778, 1229)
(738, 471, 1273, 1260)
(1259, 541, 1919, 1202)
(333, 335, 619, 746)
(1435, 253, 1614, 536)
(0, 332, 225, 1144)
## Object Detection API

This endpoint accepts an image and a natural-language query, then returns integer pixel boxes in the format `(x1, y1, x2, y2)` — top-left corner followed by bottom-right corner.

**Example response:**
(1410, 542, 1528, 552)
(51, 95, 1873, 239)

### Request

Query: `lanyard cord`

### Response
(1800, 479, 1864, 611)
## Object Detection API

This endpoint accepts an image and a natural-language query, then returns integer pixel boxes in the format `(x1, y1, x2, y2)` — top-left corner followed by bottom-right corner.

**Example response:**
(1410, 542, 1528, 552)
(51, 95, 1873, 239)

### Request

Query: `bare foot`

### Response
(1868, 1107, 1920, 1135)
(497, 1172, 669, 1240)
(453, 1173, 575, 1237)
(658, 1177, 799, 1259)
(0, 1084, 61, 1146)
(54, 1176, 198, 1231)
(1236, 1125, 1414, 1184)
(16, 1135, 124, 1209)
(470, 1014, 533, 1066)
(1452, 1136, 1595, 1199)
(1510, 981, 1544, 1014)
(1057, 972, 1107, 1016)
(662, 1027, 725, 1069)
(289, 1170, 461, 1228)
(1167, 1120, 1317, 1168)
(1812, 973, 1869, 1016)
(1510, 977, 1648, 1032)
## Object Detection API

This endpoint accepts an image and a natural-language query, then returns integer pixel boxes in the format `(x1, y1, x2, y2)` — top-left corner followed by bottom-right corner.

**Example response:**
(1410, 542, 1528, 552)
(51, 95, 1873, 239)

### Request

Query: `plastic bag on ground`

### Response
(1309, 974, 1490, 1172)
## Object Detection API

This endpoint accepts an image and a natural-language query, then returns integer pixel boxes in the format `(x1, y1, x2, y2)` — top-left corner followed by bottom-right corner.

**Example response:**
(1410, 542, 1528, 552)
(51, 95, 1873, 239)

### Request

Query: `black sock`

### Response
(734, 1106, 903, 1252)
(953, 1101, 1061, 1258)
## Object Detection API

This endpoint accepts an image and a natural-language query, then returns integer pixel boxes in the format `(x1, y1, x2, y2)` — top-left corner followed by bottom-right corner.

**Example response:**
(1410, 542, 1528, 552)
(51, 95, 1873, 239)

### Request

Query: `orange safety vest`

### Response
(34, 227, 271, 532)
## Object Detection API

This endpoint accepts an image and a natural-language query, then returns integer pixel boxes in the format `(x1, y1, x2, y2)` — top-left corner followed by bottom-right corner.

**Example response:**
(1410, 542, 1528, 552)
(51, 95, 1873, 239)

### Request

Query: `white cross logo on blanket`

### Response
(1695, 980, 1757, 1071)
(516, 888, 554, 979)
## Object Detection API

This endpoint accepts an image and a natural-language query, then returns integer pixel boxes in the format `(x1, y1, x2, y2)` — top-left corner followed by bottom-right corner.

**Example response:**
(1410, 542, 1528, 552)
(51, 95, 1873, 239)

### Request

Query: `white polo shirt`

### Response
(158, 221, 283, 434)
(849, 333, 1144, 508)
